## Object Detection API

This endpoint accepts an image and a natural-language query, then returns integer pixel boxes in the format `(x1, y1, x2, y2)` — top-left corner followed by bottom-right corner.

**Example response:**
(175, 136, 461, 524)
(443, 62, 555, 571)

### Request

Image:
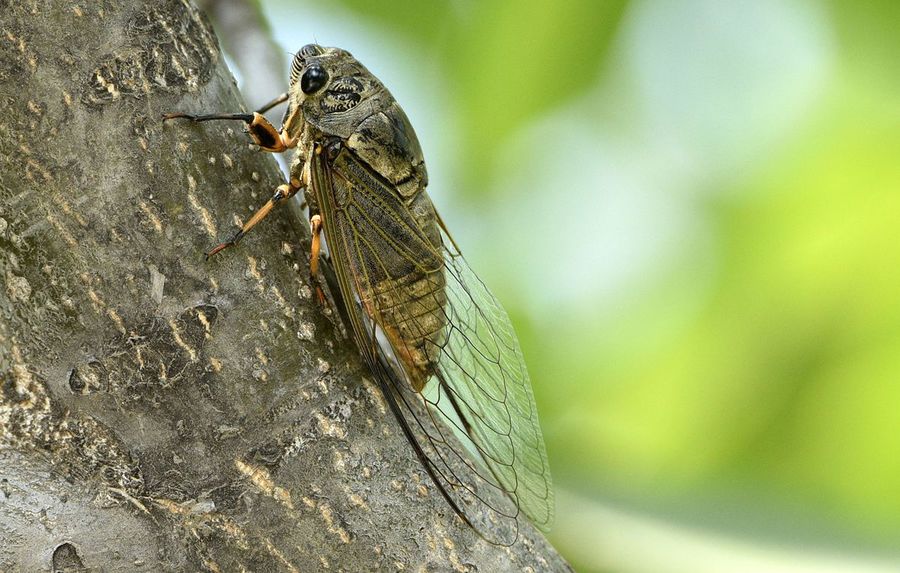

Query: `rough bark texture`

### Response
(0, 1, 570, 571)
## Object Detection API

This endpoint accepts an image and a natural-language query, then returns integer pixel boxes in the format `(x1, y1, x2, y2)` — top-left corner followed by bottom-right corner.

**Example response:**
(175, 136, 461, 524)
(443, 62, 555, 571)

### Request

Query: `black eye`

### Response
(301, 65, 328, 94)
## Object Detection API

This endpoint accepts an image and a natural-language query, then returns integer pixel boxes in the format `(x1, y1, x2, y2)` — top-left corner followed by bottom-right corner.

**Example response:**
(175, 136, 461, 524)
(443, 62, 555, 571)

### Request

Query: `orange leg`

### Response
(206, 181, 301, 259)
(309, 214, 327, 304)
(310, 214, 322, 276)
(162, 93, 296, 152)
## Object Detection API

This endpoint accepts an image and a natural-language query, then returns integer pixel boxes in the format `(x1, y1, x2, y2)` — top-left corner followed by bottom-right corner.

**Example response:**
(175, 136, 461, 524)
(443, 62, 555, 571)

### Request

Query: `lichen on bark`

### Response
(0, 1, 570, 571)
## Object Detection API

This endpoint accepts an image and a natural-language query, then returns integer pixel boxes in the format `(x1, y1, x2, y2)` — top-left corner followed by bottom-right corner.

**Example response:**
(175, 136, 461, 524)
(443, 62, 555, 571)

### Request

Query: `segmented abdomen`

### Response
(364, 264, 447, 391)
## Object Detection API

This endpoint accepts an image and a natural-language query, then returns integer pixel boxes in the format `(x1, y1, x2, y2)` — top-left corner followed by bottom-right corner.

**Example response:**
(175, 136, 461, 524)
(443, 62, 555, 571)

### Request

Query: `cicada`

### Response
(164, 44, 553, 544)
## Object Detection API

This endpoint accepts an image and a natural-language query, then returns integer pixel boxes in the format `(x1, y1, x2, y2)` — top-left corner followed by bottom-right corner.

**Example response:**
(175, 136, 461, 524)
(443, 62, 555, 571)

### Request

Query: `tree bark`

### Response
(0, 0, 570, 571)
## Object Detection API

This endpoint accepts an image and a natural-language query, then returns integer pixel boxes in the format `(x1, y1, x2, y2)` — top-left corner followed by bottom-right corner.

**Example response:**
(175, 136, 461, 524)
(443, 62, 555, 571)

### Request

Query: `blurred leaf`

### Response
(447, 0, 628, 187)
(827, 0, 900, 90)
(530, 80, 900, 535)
(327, 0, 457, 44)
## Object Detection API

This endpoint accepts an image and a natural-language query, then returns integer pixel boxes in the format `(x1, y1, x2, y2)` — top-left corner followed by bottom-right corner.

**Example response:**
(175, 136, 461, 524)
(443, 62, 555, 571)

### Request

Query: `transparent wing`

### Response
(436, 242, 554, 531)
(311, 145, 553, 544)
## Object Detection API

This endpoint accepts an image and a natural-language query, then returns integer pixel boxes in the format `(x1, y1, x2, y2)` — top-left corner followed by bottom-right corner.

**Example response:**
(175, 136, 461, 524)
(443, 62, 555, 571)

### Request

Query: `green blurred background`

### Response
(241, 0, 900, 570)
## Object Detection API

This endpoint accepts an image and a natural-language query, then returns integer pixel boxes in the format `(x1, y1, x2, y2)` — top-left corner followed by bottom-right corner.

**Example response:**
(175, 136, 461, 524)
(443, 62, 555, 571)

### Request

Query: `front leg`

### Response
(162, 93, 296, 152)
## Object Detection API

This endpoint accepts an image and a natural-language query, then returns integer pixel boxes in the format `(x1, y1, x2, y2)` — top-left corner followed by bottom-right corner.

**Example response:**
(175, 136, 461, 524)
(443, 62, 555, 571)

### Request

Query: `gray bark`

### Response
(0, 0, 570, 571)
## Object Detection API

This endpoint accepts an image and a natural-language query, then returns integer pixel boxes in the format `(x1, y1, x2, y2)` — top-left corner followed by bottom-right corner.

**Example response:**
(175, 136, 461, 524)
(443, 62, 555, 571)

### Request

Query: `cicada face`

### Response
(282, 44, 383, 140)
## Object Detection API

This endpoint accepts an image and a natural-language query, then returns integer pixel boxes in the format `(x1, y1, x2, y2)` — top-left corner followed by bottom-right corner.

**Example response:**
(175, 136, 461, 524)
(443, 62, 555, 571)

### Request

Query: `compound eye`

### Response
(301, 65, 329, 94)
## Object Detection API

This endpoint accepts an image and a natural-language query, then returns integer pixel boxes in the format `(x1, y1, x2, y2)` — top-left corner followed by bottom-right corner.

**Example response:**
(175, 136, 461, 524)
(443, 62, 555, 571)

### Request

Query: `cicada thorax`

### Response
(326, 143, 447, 392)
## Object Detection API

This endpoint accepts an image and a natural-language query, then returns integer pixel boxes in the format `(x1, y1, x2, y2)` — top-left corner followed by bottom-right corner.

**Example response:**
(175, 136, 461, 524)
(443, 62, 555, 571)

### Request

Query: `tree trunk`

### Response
(0, 0, 570, 571)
